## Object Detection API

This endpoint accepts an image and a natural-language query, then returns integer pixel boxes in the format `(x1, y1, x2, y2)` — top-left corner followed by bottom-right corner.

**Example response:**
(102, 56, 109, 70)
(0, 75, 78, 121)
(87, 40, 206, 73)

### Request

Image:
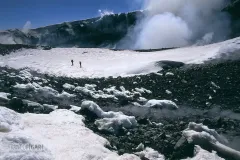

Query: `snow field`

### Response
(1, 37, 240, 78)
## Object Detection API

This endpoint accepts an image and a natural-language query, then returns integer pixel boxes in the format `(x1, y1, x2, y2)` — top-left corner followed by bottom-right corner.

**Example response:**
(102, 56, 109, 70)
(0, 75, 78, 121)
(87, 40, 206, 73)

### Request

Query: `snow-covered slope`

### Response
(0, 11, 143, 48)
(1, 37, 240, 78)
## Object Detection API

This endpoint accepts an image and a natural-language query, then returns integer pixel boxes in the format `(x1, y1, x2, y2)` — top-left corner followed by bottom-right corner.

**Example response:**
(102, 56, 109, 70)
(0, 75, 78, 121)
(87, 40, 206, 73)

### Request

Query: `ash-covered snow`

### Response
(1, 37, 240, 78)
(81, 101, 138, 133)
(144, 99, 178, 110)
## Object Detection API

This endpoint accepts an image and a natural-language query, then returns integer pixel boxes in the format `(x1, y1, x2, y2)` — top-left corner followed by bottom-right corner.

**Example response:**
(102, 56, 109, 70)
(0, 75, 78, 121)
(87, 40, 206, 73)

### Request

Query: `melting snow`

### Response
(81, 101, 138, 133)
(183, 145, 224, 160)
(182, 122, 240, 160)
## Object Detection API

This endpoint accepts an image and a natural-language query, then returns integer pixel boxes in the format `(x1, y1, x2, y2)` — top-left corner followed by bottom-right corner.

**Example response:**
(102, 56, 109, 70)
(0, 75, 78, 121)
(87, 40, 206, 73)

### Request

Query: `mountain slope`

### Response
(0, 1, 240, 49)
(0, 11, 144, 48)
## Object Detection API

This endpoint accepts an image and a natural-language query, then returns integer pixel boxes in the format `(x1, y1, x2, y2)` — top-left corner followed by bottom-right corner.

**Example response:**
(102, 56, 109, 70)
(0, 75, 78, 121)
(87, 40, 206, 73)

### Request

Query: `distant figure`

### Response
(71, 59, 74, 66)
(79, 61, 82, 68)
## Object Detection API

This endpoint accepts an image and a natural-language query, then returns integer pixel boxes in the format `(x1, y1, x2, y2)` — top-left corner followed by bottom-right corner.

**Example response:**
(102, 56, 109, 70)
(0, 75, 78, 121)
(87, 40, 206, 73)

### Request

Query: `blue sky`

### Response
(0, 0, 143, 30)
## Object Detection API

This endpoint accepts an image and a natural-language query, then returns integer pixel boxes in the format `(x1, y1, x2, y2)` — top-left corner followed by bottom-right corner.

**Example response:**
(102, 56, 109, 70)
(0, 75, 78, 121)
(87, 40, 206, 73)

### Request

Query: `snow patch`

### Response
(18, 69, 32, 81)
(74, 84, 149, 101)
(135, 147, 165, 160)
(144, 99, 178, 110)
(165, 72, 174, 76)
(165, 90, 172, 95)
(81, 101, 138, 133)
(63, 83, 75, 90)
(0, 92, 11, 101)
(43, 104, 58, 110)
(183, 122, 240, 160)
(186, 122, 228, 144)
(69, 105, 81, 112)
(14, 82, 76, 103)
(183, 145, 224, 160)
(13, 83, 35, 90)
(135, 87, 152, 94)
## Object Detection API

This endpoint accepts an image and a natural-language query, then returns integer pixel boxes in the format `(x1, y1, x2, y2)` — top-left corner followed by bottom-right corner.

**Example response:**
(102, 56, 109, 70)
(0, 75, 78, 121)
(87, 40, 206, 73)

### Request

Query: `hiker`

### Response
(71, 60, 74, 66)
(79, 61, 82, 68)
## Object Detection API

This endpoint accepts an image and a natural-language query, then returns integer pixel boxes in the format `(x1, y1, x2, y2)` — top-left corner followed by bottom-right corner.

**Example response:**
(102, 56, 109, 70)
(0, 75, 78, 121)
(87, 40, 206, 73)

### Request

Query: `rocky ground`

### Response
(0, 59, 240, 159)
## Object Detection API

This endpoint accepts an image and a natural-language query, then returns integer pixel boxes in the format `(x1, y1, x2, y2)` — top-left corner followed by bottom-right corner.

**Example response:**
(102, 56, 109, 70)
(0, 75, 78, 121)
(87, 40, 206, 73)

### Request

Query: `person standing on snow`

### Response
(71, 59, 74, 66)
(79, 61, 82, 68)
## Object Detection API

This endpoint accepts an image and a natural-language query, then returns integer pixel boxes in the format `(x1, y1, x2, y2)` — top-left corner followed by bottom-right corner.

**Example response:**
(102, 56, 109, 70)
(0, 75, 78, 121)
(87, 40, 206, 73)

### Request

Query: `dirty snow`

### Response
(81, 101, 138, 133)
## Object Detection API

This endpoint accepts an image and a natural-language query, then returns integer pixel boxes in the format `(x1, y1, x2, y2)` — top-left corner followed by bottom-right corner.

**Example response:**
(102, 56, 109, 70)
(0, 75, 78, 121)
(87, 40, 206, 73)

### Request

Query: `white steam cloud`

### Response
(136, 12, 191, 49)
(125, 0, 231, 49)
(22, 21, 32, 33)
